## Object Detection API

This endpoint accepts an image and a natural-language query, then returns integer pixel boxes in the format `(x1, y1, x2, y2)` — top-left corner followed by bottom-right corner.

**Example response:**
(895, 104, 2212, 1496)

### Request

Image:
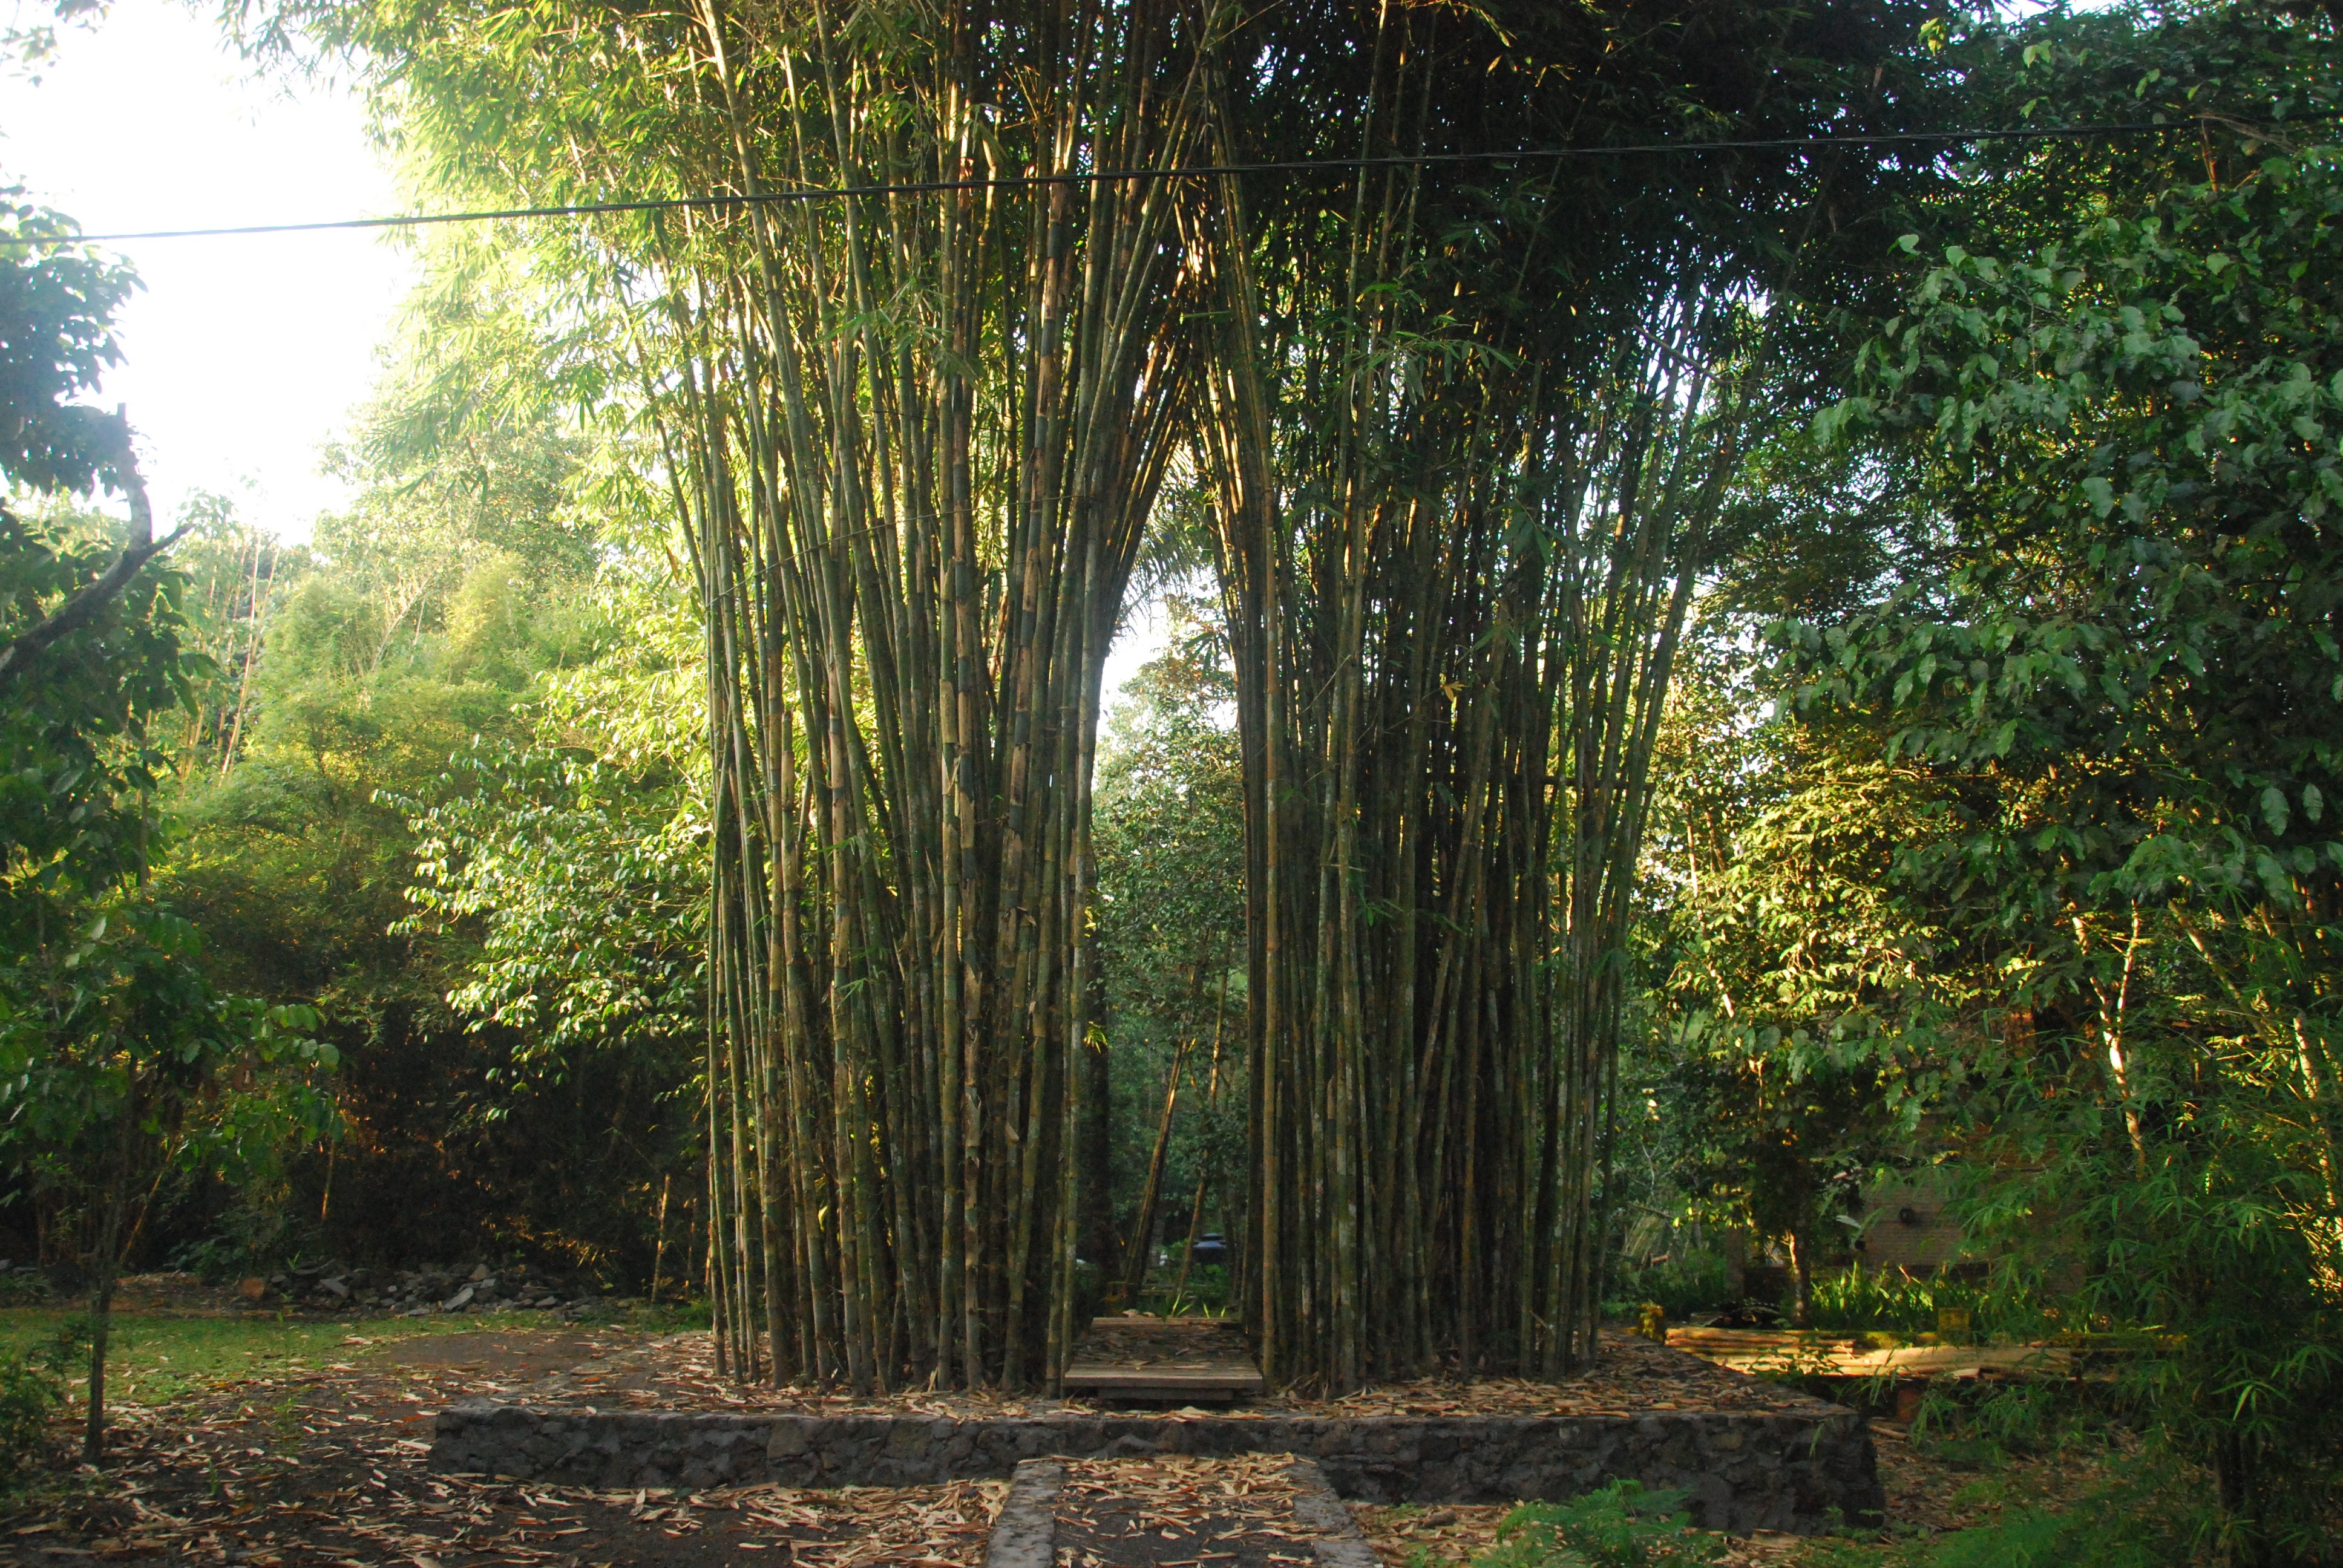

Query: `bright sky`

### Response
(0, 0, 411, 543)
(0, 1, 1187, 687)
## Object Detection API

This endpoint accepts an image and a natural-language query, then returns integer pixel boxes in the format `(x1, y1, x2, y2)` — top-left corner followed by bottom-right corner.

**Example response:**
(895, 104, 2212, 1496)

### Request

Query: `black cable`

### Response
(0, 118, 2315, 247)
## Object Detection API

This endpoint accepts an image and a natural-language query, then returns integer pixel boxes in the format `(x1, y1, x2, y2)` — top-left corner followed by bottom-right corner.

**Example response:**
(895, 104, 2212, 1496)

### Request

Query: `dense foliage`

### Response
(1091, 605, 1246, 1308)
(0, 191, 336, 1457)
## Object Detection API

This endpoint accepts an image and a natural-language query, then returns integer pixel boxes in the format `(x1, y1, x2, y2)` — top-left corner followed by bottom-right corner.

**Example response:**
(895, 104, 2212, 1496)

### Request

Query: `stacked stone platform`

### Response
(430, 1398, 1883, 1534)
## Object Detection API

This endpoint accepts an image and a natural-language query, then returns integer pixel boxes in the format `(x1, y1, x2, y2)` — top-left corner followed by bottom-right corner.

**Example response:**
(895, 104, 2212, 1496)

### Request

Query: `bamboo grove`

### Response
(1194, 0, 1933, 1390)
(284, 0, 1947, 1391)
(666, 0, 1217, 1391)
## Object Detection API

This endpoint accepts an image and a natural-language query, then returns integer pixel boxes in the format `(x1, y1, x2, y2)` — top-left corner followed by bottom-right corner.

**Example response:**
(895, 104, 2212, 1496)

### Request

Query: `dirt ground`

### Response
(2, 1322, 2122, 1567)
(514, 1324, 1830, 1422)
(2, 1323, 1003, 1567)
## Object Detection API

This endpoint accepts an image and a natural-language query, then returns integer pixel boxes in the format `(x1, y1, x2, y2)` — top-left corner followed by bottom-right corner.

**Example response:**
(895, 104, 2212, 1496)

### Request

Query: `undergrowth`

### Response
(1789, 1509, 2174, 1568)
(1455, 1481, 1722, 1568)
(1807, 1269, 1939, 1334)
(0, 1324, 76, 1496)
(1605, 1253, 1733, 1321)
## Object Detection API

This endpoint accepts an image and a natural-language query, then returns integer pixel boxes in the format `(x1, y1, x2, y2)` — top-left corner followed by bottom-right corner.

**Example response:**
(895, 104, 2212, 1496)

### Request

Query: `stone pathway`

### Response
(983, 1455, 1376, 1568)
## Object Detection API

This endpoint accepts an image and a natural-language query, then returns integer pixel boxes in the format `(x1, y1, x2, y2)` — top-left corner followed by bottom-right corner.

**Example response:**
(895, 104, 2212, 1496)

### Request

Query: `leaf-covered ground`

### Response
(2, 1312, 2135, 1567)
(2, 1319, 1001, 1566)
(445, 1322, 1830, 1420)
(1052, 1454, 1335, 1568)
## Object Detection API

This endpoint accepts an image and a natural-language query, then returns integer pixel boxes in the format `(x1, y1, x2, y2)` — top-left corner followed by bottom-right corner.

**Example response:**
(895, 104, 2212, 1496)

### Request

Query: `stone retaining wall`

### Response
(430, 1405, 1882, 1534)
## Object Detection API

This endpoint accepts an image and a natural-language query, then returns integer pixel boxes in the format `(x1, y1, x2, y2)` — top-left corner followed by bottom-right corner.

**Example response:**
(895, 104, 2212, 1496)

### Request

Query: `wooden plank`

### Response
(1086, 1315, 1239, 1330)
(1063, 1365, 1262, 1383)
(1665, 1327, 2075, 1378)
(1064, 1361, 1261, 1374)
(1066, 1313, 1263, 1403)
(1064, 1380, 1259, 1402)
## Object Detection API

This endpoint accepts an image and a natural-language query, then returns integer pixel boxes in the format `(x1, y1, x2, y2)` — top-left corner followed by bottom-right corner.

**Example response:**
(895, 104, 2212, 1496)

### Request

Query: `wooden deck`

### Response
(1062, 1315, 1265, 1403)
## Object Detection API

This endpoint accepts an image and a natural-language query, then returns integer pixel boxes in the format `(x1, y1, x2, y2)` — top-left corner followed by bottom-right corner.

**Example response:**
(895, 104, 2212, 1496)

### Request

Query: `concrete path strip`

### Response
(985, 1452, 1375, 1568)
(1287, 1457, 1380, 1568)
(983, 1457, 1066, 1568)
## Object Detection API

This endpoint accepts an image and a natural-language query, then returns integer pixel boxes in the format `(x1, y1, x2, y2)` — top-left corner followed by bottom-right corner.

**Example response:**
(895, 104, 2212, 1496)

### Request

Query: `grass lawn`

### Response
(0, 1307, 575, 1406)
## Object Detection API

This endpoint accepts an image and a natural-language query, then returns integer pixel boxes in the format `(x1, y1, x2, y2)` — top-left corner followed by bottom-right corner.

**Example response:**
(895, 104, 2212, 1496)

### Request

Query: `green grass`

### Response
(0, 1308, 565, 1406)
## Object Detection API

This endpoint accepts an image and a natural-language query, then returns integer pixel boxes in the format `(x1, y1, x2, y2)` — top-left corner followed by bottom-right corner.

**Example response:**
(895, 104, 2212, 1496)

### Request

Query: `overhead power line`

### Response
(1, 118, 2317, 248)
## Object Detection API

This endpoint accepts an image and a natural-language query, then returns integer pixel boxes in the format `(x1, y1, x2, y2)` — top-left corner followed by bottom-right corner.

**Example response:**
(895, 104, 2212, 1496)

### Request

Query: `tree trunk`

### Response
(1081, 987, 1115, 1291)
(1787, 1226, 1815, 1331)
(84, 1087, 138, 1464)
(1121, 1039, 1193, 1305)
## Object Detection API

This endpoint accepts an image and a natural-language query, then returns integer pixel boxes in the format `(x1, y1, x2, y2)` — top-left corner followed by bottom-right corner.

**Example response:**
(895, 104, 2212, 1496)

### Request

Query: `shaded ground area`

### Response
(1, 1322, 1000, 1567)
(3, 1317, 2101, 1567)
(1351, 1417, 2148, 1566)
(1052, 1455, 1331, 1568)
(2, 1270, 605, 1321)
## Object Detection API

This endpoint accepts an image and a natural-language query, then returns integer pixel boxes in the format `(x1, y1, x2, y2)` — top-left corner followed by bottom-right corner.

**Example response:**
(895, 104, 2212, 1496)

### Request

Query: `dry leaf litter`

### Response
(1051, 1454, 1334, 1568)
(510, 1328, 1831, 1420)
(1, 1325, 1001, 1567)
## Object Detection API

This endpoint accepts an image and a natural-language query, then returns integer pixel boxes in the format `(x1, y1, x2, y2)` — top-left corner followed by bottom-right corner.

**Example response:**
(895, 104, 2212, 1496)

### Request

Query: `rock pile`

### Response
(243, 1260, 601, 1317)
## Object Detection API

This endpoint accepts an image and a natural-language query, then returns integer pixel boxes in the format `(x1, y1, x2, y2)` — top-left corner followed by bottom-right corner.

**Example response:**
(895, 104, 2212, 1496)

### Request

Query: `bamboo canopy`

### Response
(322, 0, 1930, 1394)
(664, 0, 1217, 1392)
(666, 0, 1852, 1394)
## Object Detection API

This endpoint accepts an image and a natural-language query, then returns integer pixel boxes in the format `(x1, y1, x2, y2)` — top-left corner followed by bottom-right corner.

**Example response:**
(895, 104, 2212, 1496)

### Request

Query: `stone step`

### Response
(1065, 1316, 1266, 1404)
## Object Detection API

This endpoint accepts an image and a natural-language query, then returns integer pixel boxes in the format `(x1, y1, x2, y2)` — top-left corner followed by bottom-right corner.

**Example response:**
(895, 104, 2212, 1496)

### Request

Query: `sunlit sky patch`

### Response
(1, 0, 411, 543)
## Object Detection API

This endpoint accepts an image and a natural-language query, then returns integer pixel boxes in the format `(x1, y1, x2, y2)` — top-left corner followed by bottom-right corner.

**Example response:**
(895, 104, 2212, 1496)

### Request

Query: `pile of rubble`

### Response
(244, 1260, 601, 1318)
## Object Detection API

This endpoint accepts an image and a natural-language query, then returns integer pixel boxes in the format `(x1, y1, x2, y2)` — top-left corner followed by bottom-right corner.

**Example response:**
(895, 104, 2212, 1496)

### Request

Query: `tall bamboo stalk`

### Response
(414, 0, 1879, 1397)
(1191, 2, 1786, 1390)
(641, 0, 1217, 1391)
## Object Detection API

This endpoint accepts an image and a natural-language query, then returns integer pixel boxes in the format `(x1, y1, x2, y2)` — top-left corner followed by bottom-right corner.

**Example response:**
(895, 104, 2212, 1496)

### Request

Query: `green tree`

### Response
(156, 305, 693, 1279)
(1628, 635, 1964, 1326)
(0, 913, 330, 1458)
(1, 192, 332, 1460)
(1656, 749, 1959, 1325)
(1093, 602, 1247, 1306)
(1797, 139, 2343, 1561)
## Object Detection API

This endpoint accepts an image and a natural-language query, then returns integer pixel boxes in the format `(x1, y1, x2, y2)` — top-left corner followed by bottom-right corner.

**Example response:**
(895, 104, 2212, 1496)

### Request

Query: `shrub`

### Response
(1607, 1253, 1732, 1322)
(1807, 1267, 1939, 1334)
(0, 1267, 54, 1304)
(1472, 1481, 1723, 1568)
(0, 1336, 69, 1494)
(1922, 1509, 2171, 1568)
(1806, 1267, 2016, 1338)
